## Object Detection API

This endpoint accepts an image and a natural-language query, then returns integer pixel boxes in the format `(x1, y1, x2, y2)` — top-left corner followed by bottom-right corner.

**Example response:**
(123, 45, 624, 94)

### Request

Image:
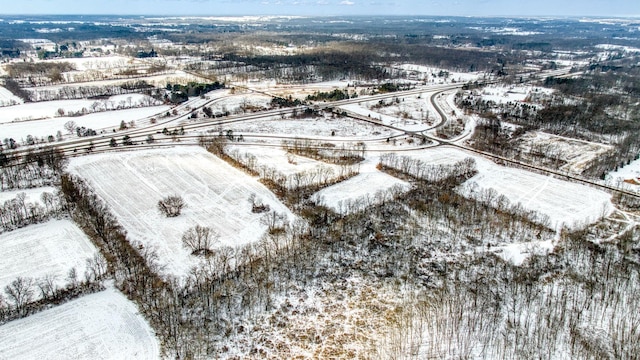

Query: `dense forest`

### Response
(2, 13, 640, 359)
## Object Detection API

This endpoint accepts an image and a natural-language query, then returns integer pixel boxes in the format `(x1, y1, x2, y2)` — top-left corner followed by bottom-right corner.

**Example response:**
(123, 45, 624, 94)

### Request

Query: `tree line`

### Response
(282, 138, 366, 166)
(0, 147, 67, 191)
(0, 190, 64, 233)
(0, 255, 107, 325)
(379, 153, 477, 183)
(26, 81, 163, 102)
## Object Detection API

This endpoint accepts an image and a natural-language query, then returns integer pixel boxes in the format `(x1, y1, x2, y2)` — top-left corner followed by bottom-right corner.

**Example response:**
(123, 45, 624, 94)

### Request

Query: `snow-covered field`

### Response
(0, 86, 24, 107)
(226, 145, 343, 177)
(497, 240, 555, 266)
(0, 99, 94, 122)
(394, 64, 484, 83)
(471, 166, 612, 230)
(341, 103, 429, 132)
(0, 94, 162, 123)
(606, 156, 640, 191)
(313, 158, 411, 214)
(0, 219, 99, 296)
(468, 26, 543, 36)
(595, 43, 640, 53)
(226, 115, 396, 139)
(49, 55, 134, 71)
(69, 146, 295, 278)
(478, 85, 554, 104)
(0, 287, 160, 360)
(208, 94, 272, 114)
(1, 105, 170, 141)
(400, 146, 613, 230)
(514, 131, 613, 174)
(255, 80, 352, 97)
(358, 93, 438, 128)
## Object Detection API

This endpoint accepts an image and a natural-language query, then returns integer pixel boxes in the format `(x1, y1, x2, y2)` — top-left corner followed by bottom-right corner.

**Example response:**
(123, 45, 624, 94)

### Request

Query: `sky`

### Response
(0, 0, 639, 17)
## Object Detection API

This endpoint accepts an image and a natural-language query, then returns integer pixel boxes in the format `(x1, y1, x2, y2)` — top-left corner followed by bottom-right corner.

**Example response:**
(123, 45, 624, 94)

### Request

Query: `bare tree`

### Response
(63, 120, 77, 135)
(85, 253, 108, 282)
(36, 274, 58, 300)
(40, 191, 57, 214)
(182, 225, 218, 256)
(5, 277, 34, 316)
(260, 211, 288, 235)
(158, 195, 186, 217)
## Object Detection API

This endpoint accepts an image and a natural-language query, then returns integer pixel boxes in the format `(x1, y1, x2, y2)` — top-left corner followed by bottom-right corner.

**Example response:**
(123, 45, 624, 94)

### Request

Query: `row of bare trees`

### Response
(282, 138, 366, 165)
(26, 83, 164, 102)
(0, 190, 64, 233)
(379, 153, 477, 182)
(0, 253, 108, 324)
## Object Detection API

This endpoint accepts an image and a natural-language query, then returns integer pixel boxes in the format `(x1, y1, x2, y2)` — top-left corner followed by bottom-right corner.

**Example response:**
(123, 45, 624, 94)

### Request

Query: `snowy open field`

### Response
(0, 94, 162, 123)
(358, 93, 438, 128)
(400, 146, 613, 230)
(208, 94, 272, 114)
(226, 144, 343, 177)
(497, 240, 555, 266)
(394, 64, 484, 83)
(341, 103, 429, 132)
(313, 158, 411, 214)
(514, 131, 613, 174)
(0, 105, 170, 141)
(478, 85, 554, 104)
(0, 287, 159, 360)
(0, 220, 98, 296)
(234, 80, 350, 98)
(226, 115, 396, 139)
(69, 146, 295, 278)
(606, 157, 640, 192)
(49, 55, 134, 71)
(0, 99, 95, 122)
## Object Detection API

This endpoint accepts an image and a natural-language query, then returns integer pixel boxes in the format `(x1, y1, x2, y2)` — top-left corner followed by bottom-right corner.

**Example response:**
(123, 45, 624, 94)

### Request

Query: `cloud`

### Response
(340, 0, 354, 5)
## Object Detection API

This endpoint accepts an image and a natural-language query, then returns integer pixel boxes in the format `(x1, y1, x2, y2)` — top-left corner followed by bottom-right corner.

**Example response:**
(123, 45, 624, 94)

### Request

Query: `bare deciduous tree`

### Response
(36, 274, 58, 300)
(182, 225, 218, 256)
(63, 120, 77, 134)
(67, 267, 78, 288)
(260, 211, 288, 235)
(85, 253, 108, 282)
(5, 277, 34, 316)
(158, 195, 186, 217)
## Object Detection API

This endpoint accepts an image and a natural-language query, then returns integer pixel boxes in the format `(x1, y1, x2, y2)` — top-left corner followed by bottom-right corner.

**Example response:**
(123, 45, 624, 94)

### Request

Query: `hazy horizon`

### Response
(1, 0, 639, 18)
